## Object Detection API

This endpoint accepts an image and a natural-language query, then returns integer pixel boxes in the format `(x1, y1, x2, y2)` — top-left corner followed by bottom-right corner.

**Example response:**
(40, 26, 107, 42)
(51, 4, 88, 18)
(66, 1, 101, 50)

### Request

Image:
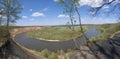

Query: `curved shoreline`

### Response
(9, 27, 46, 59)
(27, 28, 88, 42)
(15, 28, 101, 51)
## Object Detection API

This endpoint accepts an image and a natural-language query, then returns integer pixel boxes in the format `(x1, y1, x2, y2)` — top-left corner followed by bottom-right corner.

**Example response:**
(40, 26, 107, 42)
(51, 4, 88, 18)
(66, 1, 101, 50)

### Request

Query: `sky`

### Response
(15, 0, 119, 26)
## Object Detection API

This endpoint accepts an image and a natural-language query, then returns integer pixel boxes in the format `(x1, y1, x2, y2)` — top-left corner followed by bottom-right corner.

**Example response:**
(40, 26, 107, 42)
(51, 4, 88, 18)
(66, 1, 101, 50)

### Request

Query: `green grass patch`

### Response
(28, 26, 87, 41)
(90, 23, 120, 42)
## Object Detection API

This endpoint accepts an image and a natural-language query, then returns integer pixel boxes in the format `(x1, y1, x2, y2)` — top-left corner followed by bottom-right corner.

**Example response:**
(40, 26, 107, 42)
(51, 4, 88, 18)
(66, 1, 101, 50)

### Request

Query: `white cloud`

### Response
(43, 8, 48, 11)
(114, 0, 120, 3)
(0, 15, 2, 18)
(109, 0, 113, 2)
(31, 12, 45, 17)
(101, 5, 110, 11)
(22, 16, 28, 19)
(57, 14, 69, 18)
(0, 9, 4, 12)
(102, 5, 109, 9)
(54, 0, 103, 7)
(53, 0, 58, 2)
(89, 11, 96, 15)
(82, 17, 117, 24)
(29, 9, 33, 11)
(79, 0, 103, 7)
(0, 15, 7, 18)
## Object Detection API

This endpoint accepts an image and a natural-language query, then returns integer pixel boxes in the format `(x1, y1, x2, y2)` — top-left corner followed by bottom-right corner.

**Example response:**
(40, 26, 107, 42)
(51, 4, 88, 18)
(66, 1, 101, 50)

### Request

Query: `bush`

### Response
(90, 37, 96, 42)
(0, 27, 8, 38)
(64, 55, 67, 59)
(90, 23, 120, 42)
(67, 49, 72, 52)
(48, 52, 58, 59)
(40, 49, 48, 57)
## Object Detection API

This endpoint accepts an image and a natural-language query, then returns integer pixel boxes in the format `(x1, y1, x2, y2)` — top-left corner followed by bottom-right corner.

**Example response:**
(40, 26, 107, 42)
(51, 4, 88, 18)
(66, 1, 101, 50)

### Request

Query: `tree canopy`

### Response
(0, 0, 22, 27)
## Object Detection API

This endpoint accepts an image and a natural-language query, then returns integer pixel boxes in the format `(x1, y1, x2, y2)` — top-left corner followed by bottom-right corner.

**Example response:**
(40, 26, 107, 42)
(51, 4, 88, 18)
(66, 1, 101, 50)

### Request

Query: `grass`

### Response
(34, 48, 72, 59)
(90, 23, 120, 42)
(28, 26, 87, 41)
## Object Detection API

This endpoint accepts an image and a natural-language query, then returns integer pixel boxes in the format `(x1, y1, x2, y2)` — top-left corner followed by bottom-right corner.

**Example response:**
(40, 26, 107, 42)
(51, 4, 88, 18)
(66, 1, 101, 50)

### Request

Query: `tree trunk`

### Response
(72, 38, 79, 49)
(75, 7, 88, 40)
(0, 17, 2, 26)
(6, 15, 10, 29)
(69, 13, 75, 32)
(69, 12, 79, 49)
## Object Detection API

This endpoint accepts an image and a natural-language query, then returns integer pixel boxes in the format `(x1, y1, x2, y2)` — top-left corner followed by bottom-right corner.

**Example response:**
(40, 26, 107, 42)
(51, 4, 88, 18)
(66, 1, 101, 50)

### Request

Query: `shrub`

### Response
(40, 49, 48, 57)
(48, 52, 58, 59)
(0, 27, 8, 38)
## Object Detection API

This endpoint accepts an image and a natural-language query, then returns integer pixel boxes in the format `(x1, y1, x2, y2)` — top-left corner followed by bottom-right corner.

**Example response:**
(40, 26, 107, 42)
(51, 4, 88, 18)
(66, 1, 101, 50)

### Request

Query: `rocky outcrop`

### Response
(70, 32, 120, 59)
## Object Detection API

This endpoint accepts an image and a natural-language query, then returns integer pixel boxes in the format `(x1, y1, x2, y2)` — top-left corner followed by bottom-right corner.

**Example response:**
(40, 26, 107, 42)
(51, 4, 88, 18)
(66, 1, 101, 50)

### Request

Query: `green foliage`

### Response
(97, 28, 105, 32)
(40, 49, 48, 57)
(90, 23, 120, 42)
(48, 52, 58, 59)
(0, 0, 23, 27)
(67, 48, 72, 52)
(64, 55, 67, 59)
(28, 26, 87, 41)
(0, 26, 8, 38)
(90, 37, 96, 41)
(38, 49, 73, 59)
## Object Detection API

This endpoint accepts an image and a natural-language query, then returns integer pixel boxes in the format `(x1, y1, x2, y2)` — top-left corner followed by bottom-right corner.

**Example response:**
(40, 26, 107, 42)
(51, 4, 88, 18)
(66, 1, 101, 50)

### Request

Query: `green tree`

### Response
(48, 52, 58, 59)
(0, 0, 22, 29)
(57, 0, 75, 31)
(57, 0, 80, 49)
(56, 0, 88, 49)
(66, 21, 71, 29)
(73, 0, 89, 41)
(0, 17, 1, 25)
(40, 49, 48, 57)
(0, 6, 5, 26)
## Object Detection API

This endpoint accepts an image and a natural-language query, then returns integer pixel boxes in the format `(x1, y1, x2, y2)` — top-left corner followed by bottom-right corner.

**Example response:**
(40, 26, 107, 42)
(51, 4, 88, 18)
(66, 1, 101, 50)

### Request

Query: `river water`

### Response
(15, 28, 101, 51)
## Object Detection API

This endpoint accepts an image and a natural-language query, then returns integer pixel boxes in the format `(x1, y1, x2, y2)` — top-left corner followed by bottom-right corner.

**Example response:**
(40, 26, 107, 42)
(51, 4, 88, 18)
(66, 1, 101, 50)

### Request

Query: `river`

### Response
(15, 28, 101, 51)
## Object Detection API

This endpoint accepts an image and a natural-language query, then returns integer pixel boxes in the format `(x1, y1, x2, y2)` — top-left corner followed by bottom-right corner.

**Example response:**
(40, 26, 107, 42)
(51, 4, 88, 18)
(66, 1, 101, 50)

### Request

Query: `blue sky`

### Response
(16, 0, 118, 26)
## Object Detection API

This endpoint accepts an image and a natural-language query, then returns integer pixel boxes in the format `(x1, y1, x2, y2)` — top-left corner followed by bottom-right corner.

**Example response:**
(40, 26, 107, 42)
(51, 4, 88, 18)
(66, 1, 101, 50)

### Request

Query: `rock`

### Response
(70, 33, 120, 59)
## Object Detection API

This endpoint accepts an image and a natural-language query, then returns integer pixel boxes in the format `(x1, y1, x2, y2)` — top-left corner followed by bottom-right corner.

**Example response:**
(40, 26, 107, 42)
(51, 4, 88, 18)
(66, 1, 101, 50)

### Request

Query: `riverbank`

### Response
(70, 32, 120, 59)
(0, 26, 45, 59)
(0, 26, 120, 59)
(28, 26, 87, 41)
(15, 28, 101, 51)
(32, 30, 120, 59)
(90, 23, 120, 41)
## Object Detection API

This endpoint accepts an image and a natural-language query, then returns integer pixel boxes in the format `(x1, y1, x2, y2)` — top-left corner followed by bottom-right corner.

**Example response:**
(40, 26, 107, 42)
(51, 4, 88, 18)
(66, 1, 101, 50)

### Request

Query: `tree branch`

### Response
(93, 0, 116, 15)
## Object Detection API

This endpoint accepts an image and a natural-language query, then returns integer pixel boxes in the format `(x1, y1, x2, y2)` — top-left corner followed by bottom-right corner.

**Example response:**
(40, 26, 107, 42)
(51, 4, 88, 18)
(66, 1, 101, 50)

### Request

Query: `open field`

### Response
(28, 26, 87, 41)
